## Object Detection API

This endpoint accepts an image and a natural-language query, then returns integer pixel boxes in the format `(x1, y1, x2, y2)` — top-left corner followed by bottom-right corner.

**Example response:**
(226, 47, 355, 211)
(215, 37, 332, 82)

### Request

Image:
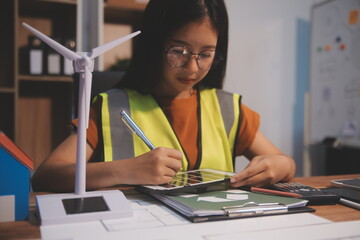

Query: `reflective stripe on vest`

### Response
(99, 88, 241, 172)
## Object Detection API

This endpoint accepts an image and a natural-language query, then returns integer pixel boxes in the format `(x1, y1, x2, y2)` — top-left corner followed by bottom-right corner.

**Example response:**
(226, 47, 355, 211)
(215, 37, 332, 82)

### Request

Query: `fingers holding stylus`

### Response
(134, 147, 182, 184)
(155, 147, 183, 174)
(119, 111, 183, 176)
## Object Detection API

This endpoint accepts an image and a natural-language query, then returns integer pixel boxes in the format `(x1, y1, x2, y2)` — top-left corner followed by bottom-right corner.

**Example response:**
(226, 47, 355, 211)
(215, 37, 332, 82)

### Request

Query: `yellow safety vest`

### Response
(98, 88, 241, 172)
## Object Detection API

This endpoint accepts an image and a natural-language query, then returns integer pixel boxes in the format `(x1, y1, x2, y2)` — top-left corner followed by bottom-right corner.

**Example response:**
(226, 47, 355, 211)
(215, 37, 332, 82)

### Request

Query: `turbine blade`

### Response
(84, 66, 93, 128)
(90, 31, 141, 59)
(22, 22, 81, 61)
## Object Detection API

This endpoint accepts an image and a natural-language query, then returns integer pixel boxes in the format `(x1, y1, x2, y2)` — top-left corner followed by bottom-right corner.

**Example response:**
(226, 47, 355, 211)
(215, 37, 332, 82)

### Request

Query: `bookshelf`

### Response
(0, 0, 146, 169)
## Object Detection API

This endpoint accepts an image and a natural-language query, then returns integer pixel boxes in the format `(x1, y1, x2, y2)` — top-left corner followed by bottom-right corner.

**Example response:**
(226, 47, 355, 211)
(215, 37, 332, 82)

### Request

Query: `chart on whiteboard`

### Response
(309, 0, 360, 147)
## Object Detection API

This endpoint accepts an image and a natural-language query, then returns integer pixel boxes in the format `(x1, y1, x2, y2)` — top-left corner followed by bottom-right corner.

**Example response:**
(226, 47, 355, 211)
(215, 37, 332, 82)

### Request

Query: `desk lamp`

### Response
(22, 23, 140, 225)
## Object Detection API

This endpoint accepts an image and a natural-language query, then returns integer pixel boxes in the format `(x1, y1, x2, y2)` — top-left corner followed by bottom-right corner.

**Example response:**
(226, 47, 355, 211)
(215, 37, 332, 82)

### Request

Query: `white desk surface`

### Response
(40, 191, 341, 240)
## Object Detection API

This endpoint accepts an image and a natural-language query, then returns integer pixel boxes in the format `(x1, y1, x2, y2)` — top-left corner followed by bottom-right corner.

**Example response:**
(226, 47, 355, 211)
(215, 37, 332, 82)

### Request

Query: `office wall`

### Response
(224, 0, 314, 176)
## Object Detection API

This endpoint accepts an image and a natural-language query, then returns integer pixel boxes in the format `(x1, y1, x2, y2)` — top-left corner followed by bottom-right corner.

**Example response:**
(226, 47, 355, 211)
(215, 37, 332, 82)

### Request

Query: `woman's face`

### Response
(156, 17, 218, 98)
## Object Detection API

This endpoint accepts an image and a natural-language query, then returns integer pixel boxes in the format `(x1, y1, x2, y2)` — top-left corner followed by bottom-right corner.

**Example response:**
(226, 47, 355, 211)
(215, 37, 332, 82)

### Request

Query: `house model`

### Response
(0, 131, 34, 222)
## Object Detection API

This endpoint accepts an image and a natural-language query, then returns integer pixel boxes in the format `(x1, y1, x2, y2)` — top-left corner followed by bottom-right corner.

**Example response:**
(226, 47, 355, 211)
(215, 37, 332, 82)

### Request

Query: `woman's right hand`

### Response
(32, 133, 183, 191)
(122, 147, 183, 185)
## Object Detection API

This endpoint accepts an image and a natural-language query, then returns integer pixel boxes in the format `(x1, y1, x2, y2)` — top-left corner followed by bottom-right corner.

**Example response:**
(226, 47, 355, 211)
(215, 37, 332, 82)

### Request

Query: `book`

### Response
(28, 36, 45, 75)
(146, 188, 313, 223)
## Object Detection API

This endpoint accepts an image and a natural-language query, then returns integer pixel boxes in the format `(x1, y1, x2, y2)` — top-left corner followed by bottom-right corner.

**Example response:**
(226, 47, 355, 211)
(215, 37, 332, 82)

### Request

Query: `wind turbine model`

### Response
(22, 23, 140, 225)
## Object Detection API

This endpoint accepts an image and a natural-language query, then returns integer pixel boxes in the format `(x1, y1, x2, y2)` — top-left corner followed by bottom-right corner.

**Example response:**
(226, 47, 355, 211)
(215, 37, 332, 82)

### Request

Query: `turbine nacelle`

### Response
(74, 53, 94, 73)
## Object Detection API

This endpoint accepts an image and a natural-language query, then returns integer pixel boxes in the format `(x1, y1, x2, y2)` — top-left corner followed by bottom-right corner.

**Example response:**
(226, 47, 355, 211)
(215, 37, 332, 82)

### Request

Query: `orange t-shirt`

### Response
(76, 91, 260, 169)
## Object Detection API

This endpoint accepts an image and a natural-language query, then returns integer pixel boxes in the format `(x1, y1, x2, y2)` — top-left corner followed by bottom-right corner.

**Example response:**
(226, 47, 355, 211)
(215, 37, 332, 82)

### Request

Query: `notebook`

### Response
(137, 169, 234, 193)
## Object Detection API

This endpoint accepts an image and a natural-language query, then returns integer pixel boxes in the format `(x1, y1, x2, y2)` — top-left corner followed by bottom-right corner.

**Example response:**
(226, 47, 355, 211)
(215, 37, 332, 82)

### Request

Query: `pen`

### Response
(339, 198, 360, 210)
(120, 110, 156, 150)
(250, 187, 302, 198)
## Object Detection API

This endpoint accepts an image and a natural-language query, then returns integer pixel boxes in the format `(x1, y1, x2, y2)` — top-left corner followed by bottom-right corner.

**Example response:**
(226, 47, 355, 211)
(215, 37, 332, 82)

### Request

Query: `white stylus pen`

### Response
(120, 110, 156, 150)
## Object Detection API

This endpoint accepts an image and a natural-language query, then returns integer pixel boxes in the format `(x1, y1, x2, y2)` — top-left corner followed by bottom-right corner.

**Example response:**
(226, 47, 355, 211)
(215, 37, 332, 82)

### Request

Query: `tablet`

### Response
(322, 187, 360, 210)
(137, 169, 234, 193)
(331, 178, 360, 190)
(322, 187, 360, 204)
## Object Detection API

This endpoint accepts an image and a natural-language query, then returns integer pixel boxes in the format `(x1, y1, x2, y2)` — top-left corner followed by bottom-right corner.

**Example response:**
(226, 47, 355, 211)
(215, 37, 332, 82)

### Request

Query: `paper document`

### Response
(206, 220, 360, 240)
(40, 191, 330, 240)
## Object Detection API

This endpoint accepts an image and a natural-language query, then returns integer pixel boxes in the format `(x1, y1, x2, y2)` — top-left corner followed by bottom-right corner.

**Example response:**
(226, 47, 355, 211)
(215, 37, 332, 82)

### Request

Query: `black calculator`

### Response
(272, 182, 340, 205)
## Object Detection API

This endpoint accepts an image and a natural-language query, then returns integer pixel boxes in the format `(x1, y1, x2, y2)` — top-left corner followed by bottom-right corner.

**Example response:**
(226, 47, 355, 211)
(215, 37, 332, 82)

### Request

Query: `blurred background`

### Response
(0, 0, 359, 177)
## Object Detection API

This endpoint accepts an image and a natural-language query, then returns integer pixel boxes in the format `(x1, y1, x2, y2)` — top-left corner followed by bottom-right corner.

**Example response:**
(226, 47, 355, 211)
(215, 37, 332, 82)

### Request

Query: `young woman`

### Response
(32, 0, 295, 192)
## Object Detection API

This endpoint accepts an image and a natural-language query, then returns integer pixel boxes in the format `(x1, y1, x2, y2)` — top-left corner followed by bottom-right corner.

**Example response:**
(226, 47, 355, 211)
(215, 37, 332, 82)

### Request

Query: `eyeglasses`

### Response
(165, 46, 223, 71)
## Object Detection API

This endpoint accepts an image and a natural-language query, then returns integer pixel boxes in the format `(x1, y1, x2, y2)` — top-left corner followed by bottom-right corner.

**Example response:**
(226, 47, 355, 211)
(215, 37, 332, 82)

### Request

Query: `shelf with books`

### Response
(0, 0, 77, 168)
(1, 0, 145, 169)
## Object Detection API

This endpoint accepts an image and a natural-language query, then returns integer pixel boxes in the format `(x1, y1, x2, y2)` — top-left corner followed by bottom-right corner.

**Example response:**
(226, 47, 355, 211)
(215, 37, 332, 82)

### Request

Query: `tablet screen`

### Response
(139, 169, 234, 193)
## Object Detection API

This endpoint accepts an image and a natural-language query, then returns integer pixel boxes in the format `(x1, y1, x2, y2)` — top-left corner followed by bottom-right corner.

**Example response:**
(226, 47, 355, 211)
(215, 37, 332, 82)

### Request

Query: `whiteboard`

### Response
(309, 0, 360, 147)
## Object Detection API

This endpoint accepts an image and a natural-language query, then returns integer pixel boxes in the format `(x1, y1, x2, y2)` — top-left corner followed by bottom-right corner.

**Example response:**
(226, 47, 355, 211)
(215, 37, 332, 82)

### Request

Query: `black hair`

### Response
(116, 0, 229, 94)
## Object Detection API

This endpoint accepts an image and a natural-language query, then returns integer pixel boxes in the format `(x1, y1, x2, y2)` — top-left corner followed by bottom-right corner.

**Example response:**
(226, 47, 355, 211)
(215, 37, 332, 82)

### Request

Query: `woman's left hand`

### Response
(229, 130, 296, 188)
(229, 154, 295, 188)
